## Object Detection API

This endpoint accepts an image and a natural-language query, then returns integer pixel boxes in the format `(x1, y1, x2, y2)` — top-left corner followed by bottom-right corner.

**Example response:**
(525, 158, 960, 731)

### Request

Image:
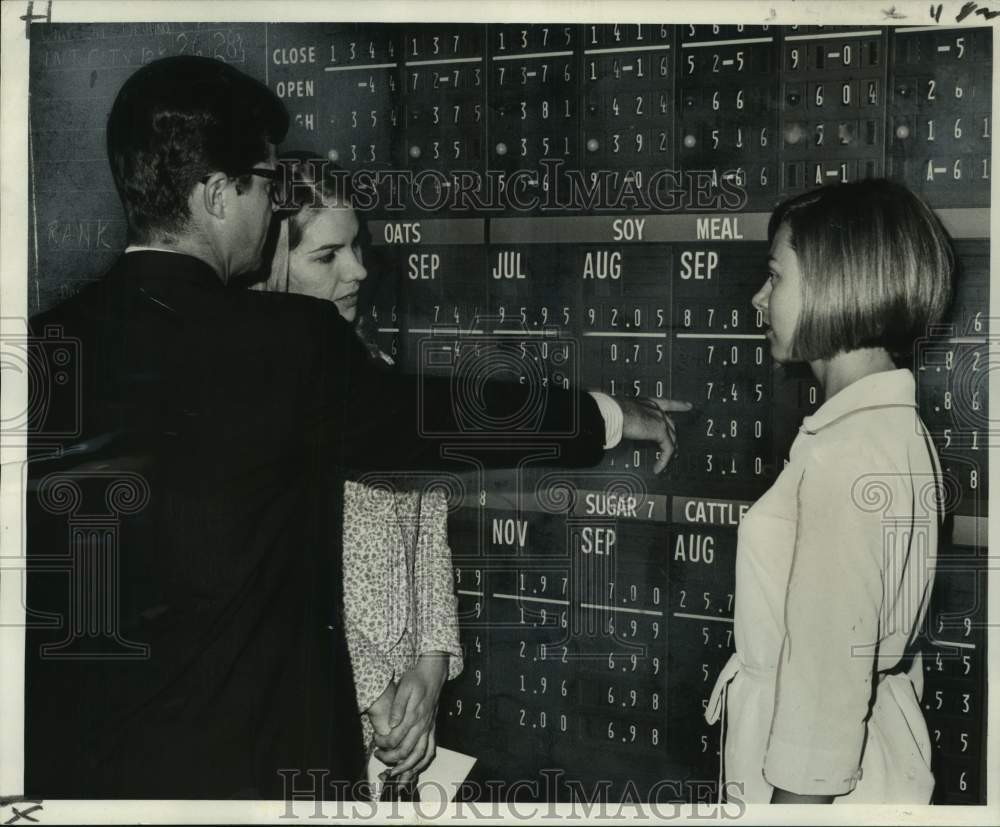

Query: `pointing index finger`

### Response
(649, 398, 693, 413)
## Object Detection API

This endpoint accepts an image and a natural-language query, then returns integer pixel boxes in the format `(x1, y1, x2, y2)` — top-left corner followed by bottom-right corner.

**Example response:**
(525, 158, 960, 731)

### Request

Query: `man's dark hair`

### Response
(106, 56, 289, 244)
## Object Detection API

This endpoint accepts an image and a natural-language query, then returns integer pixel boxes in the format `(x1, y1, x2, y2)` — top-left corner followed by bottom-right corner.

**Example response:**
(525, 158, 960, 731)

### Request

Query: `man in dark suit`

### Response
(25, 56, 686, 800)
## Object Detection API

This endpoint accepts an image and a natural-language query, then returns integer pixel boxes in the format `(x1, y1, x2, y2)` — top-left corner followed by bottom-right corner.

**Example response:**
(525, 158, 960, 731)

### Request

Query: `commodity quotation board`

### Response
(29, 21, 991, 802)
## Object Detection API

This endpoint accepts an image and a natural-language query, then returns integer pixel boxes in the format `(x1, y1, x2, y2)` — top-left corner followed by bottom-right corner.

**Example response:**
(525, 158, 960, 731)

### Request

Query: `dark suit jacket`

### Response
(25, 251, 605, 799)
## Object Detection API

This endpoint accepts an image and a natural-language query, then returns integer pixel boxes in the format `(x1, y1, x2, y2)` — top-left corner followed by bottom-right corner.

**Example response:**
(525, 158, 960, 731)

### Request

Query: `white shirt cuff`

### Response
(588, 391, 623, 450)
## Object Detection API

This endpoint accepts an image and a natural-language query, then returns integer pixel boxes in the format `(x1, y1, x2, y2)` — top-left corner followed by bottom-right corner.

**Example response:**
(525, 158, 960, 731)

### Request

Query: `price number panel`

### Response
(581, 23, 674, 196)
(574, 241, 675, 477)
(405, 25, 485, 173)
(780, 27, 886, 192)
(915, 244, 990, 516)
(669, 243, 775, 494)
(678, 25, 778, 208)
(270, 24, 403, 166)
(488, 24, 580, 208)
(368, 218, 487, 375)
(437, 522, 491, 741)
(923, 542, 988, 803)
(263, 23, 992, 218)
(573, 532, 669, 762)
(667, 507, 741, 783)
(890, 26, 992, 206)
(394, 245, 485, 332)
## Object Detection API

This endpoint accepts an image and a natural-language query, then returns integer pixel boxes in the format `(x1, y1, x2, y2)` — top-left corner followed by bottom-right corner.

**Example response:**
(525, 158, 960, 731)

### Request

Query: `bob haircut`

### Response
(767, 179, 954, 361)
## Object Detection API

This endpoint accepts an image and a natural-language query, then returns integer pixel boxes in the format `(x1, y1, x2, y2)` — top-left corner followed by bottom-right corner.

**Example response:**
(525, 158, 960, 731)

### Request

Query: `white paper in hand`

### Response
(367, 747, 476, 802)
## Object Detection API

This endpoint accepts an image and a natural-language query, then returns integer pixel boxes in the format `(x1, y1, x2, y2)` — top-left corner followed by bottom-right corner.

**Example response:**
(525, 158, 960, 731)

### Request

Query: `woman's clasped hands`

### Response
(368, 652, 450, 784)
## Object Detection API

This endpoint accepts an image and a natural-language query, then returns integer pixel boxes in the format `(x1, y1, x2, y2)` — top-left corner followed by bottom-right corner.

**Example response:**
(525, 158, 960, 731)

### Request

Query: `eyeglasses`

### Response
(200, 167, 281, 206)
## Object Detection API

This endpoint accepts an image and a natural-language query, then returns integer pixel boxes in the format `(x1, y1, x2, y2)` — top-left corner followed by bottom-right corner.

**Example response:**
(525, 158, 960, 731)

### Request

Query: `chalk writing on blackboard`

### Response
(36, 27, 247, 69)
(44, 220, 123, 251)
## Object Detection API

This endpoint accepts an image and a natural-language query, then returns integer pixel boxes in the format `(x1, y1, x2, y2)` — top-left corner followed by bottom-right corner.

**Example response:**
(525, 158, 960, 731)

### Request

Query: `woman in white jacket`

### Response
(706, 179, 953, 804)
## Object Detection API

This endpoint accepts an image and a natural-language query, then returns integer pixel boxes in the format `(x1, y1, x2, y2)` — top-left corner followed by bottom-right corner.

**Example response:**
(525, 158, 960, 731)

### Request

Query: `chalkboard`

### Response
(28, 23, 268, 311)
(27, 20, 990, 804)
